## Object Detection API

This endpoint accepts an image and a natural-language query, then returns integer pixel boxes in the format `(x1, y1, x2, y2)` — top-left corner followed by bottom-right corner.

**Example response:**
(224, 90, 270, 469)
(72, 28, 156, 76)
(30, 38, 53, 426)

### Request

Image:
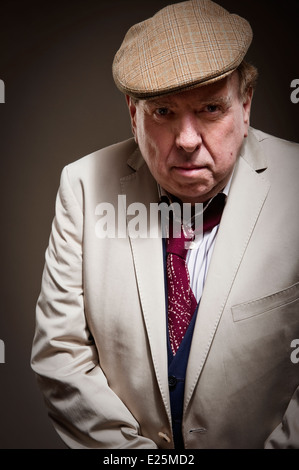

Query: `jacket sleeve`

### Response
(31, 166, 158, 449)
(264, 386, 299, 449)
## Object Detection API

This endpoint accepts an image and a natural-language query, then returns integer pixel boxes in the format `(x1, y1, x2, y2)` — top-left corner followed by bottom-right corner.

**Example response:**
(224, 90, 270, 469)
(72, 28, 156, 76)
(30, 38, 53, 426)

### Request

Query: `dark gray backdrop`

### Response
(0, 0, 298, 449)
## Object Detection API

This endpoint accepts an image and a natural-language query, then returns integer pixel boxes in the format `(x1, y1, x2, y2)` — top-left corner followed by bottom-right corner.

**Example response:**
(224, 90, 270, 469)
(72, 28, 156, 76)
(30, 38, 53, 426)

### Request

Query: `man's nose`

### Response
(175, 114, 202, 153)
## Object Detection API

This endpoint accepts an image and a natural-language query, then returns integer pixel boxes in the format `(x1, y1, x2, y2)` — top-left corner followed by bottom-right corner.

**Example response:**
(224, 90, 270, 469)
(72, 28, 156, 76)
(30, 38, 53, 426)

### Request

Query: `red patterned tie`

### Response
(166, 193, 226, 355)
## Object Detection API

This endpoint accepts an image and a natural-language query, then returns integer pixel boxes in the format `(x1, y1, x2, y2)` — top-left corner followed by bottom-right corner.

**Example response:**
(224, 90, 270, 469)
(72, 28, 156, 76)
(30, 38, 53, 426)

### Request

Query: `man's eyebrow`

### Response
(199, 96, 232, 107)
(145, 95, 232, 108)
(145, 98, 174, 108)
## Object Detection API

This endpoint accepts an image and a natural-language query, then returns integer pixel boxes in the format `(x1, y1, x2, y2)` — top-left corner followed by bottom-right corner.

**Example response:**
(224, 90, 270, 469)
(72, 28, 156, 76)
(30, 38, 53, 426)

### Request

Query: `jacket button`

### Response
(168, 375, 177, 389)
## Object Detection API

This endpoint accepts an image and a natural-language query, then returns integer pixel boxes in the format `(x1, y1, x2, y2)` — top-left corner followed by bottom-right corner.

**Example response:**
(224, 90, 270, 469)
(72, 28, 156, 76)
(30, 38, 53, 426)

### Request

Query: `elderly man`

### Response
(31, 0, 299, 449)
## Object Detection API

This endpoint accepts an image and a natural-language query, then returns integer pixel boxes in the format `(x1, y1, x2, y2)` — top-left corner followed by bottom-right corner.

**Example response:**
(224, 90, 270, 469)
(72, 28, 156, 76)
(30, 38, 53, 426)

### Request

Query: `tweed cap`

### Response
(113, 0, 252, 98)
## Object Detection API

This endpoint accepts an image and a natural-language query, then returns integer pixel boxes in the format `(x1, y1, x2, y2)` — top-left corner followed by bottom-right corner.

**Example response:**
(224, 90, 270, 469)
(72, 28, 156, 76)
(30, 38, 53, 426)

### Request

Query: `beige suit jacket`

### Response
(31, 127, 299, 449)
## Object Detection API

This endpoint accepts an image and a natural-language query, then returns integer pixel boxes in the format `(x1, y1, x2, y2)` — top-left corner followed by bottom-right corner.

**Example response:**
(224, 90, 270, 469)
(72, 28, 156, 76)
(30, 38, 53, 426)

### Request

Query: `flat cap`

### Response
(112, 0, 253, 99)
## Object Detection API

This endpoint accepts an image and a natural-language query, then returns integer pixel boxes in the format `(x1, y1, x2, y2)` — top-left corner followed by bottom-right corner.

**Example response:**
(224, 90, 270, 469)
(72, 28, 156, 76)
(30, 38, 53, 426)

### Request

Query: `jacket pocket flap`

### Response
(232, 282, 299, 322)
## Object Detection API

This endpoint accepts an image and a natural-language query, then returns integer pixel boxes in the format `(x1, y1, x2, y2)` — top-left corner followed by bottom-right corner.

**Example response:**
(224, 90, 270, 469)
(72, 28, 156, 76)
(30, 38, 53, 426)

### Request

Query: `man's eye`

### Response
(155, 107, 169, 116)
(205, 104, 219, 113)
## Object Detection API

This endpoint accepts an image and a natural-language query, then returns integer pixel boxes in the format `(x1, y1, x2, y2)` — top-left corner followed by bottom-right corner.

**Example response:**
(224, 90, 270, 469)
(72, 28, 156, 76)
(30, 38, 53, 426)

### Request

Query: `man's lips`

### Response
(172, 165, 208, 176)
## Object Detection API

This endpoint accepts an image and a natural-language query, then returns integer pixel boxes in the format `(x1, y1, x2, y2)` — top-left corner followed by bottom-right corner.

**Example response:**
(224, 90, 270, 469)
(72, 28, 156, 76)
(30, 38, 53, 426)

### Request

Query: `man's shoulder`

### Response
(246, 128, 299, 196)
(245, 127, 299, 174)
(64, 138, 140, 181)
(250, 127, 299, 154)
(57, 138, 146, 203)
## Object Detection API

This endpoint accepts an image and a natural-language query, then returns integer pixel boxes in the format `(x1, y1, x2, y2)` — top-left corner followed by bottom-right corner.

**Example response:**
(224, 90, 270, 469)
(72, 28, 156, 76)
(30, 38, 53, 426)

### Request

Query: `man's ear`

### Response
(126, 95, 137, 140)
(243, 87, 253, 138)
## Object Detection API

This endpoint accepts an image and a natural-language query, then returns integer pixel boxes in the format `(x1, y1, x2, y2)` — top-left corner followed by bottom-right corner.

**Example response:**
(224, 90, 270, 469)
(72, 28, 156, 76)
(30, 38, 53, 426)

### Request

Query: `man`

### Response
(31, 0, 299, 449)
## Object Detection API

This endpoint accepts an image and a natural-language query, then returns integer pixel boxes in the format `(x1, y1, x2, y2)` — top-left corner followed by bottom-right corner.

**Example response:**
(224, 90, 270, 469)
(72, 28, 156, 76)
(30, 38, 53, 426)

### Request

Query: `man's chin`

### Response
(170, 189, 215, 205)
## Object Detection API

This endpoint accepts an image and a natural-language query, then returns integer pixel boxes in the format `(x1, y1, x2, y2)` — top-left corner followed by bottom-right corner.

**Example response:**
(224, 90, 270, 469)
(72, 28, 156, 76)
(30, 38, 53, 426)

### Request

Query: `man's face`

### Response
(127, 71, 252, 204)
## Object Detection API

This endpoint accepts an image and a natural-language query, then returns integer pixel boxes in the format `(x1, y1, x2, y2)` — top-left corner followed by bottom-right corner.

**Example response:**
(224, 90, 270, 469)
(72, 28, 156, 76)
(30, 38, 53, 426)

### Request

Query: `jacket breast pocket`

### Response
(231, 281, 299, 322)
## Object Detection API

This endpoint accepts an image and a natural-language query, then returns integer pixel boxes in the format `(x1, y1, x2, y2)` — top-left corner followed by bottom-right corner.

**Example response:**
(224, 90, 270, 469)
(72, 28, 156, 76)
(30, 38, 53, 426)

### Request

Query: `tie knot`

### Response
(166, 192, 226, 255)
(166, 224, 193, 259)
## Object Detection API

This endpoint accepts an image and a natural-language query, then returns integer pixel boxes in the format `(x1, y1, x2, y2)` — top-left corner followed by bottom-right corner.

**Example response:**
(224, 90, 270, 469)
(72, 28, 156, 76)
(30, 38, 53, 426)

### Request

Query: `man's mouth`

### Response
(172, 165, 208, 176)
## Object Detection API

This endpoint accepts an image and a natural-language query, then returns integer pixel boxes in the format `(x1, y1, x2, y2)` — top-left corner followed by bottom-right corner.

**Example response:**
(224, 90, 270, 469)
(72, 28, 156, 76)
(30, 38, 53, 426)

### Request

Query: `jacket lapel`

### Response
(120, 149, 172, 421)
(184, 129, 271, 412)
